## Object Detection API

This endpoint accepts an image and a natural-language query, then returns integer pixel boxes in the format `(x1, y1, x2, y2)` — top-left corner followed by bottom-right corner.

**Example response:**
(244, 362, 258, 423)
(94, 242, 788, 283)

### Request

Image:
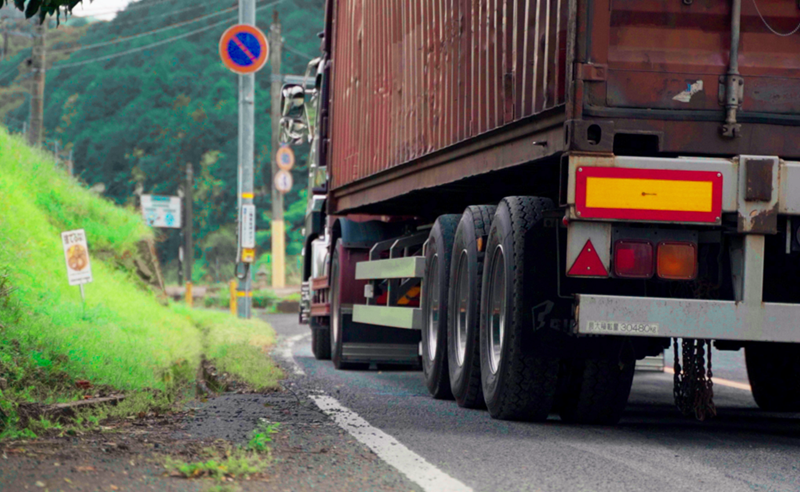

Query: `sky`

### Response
(69, 0, 134, 20)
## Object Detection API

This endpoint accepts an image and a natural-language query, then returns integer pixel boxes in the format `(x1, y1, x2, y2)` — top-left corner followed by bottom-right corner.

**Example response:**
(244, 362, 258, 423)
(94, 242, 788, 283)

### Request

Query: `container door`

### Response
(603, 0, 800, 116)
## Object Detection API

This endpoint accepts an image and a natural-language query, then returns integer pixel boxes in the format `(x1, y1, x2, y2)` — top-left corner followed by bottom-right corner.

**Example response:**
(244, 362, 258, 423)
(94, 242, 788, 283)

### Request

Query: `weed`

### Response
(205, 484, 241, 492)
(247, 419, 279, 453)
(164, 446, 267, 480)
(27, 417, 63, 435)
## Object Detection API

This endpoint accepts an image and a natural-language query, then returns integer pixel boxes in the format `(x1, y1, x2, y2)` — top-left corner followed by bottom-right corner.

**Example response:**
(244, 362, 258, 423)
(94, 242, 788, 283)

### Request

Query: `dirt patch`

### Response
(0, 388, 421, 491)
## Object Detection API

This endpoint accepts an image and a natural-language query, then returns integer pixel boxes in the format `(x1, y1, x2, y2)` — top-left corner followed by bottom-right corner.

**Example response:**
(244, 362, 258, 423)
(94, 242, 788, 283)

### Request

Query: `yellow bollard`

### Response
(185, 282, 193, 308)
(272, 219, 286, 288)
(230, 280, 237, 315)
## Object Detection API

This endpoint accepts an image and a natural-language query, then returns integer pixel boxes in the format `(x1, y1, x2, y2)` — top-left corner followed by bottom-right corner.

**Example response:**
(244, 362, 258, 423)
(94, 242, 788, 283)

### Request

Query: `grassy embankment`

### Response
(0, 129, 282, 439)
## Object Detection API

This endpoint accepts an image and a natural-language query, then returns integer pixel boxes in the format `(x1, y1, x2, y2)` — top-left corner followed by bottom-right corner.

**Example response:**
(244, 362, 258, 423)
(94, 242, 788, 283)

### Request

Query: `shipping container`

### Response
(325, 0, 800, 214)
(295, 0, 800, 424)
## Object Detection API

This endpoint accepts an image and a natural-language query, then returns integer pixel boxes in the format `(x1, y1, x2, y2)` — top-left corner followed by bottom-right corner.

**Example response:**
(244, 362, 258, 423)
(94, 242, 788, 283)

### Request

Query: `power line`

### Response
(105, 2, 220, 28)
(50, 0, 286, 72)
(51, 4, 240, 54)
(65, 0, 195, 18)
(284, 43, 313, 60)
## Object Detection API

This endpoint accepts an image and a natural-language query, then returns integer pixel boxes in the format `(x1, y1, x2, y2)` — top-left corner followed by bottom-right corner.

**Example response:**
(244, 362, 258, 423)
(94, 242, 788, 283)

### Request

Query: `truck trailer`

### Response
(287, 0, 800, 424)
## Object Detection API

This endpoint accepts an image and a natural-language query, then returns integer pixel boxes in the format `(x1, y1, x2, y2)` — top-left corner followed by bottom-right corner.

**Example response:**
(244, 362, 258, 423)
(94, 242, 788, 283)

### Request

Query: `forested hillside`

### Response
(0, 0, 324, 281)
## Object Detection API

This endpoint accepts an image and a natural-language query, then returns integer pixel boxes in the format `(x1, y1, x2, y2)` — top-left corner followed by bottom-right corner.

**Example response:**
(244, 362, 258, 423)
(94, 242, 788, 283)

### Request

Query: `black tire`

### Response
(421, 215, 460, 399)
(480, 197, 566, 421)
(330, 239, 367, 370)
(559, 357, 635, 424)
(746, 342, 800, 411)
(448, 205, 496, 409)
(311, 326, 331, 360)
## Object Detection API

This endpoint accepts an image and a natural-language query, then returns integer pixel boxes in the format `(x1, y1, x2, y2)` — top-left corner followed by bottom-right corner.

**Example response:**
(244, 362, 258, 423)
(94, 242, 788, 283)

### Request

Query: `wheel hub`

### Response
(455, 251, 469, 367)
(487, 246, 506, 375)
(427, 254, 440, 361)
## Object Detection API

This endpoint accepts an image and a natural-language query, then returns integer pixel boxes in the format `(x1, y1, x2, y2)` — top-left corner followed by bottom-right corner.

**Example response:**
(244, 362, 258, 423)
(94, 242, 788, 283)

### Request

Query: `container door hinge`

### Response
(576, 63, 607, 82)
(719, 76, 744, 138)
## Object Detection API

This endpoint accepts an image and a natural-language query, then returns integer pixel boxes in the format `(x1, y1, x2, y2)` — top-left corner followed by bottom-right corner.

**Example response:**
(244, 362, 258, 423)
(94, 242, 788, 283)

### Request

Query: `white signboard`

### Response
(274, 170, 293, 194)
(240, 204, 257, 249)
(141, 195, 182, 229)
(62, 229, 93, 286)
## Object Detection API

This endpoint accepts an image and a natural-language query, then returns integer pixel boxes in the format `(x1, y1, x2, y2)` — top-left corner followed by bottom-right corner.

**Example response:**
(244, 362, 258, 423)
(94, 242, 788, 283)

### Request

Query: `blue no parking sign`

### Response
(219, 24, 269, 74)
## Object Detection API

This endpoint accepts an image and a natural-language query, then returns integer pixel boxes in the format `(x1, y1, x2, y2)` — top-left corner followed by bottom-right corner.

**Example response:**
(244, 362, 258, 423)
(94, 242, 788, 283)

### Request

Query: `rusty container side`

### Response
(576, 0, 800, 158)
(328, 0, 571, 191)
(599, 0, 800, 114)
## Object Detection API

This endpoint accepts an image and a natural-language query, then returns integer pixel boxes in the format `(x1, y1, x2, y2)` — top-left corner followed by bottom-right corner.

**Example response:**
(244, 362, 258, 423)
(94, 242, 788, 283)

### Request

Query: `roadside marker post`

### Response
(230, 280, 238, 315)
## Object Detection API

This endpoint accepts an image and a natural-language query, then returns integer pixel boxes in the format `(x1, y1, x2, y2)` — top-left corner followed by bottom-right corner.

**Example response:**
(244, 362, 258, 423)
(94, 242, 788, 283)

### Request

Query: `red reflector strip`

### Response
(575, 167, 723, 223)
(568, 239, 608, 277)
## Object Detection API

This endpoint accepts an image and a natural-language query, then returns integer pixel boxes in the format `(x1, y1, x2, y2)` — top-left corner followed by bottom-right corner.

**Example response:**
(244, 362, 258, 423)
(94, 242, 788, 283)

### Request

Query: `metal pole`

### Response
(67, 149, 74, 176)
(185, 164, 194, 307)
(54, 140, 59, 167)
(1, 20, 8, 62)
(28, 21, 45, 147)
(269, 12, 285, 289)
(237, 0, 255, 319)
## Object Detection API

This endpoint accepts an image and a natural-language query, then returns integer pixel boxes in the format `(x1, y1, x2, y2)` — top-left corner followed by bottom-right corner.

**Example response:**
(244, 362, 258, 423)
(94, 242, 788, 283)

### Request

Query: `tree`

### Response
(1, 0, 84, 23)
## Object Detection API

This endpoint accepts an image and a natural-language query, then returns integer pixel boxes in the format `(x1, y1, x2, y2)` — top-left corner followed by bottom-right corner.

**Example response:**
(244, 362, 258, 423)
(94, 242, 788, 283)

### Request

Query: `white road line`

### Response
(279, 333, 309, 376)
(282, 331, 473, 492)
(663, 366, 752, 391)
(310, 393, 473, 492)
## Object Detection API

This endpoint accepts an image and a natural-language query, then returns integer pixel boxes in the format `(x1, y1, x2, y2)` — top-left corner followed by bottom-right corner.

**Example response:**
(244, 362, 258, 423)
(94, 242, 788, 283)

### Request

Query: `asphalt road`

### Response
(266, 314, 800, 492)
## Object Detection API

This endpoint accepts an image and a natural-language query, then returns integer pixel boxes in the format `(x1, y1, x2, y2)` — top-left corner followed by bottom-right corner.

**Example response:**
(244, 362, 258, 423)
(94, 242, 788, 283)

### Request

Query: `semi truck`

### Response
(286, 0, 800, 424)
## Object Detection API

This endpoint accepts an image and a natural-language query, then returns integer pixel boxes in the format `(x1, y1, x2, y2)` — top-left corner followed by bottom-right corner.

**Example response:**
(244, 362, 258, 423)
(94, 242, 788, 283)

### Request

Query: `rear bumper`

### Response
(575, 294, 800, 343)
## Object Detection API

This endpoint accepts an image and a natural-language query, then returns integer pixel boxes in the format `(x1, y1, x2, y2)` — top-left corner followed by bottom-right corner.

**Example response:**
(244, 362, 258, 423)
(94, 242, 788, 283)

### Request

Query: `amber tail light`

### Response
(657, 242, 697, 280)
(613, 240, 654, 279)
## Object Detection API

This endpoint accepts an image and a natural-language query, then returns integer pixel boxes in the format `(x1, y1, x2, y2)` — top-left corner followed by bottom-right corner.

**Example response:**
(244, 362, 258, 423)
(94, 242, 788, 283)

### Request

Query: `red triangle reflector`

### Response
(568, 239, 608, 277)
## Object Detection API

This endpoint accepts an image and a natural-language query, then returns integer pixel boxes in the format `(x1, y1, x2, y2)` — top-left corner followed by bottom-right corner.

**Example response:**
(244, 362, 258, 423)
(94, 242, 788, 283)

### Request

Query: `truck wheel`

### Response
(480, 197, 562, 421)
(558, 357, 635, 424)
(447, 205, 496, 409)
(311, 325, 331, 360)
(746, 342, 800, 411)
(421, 215, 460, 399)
(330, 239, 367, 370)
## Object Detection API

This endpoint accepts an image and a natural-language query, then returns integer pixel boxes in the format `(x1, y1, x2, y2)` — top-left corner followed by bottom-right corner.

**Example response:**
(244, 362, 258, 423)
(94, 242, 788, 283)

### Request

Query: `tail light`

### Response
(657, 242, 697, 280)
(613, 240, 654, 278)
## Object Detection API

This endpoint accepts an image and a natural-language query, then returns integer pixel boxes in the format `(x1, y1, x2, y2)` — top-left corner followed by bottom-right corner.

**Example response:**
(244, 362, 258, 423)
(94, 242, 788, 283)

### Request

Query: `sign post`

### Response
(273, 142, 294, 289)
(220, 9, 268, 319)
(61, 229, 93, 318)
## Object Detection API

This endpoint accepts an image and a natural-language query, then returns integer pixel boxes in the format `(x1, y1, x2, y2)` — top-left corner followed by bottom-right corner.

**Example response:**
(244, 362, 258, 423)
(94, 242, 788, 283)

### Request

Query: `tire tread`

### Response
(485, 197, 560, 422)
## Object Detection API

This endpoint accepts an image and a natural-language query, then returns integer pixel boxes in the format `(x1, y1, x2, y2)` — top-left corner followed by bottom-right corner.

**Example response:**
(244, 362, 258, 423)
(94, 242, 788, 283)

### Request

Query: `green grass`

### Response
(173, 306, 283, 391)
(0, 129, 280, 437)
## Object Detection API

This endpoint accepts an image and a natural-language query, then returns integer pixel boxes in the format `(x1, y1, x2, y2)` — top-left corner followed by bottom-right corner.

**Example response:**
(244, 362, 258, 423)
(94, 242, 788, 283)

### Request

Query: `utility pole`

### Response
(28, 20, 45, 147)
(185, 164, 194, 307)
(1, 20, 8, 61)
(269, 12, 285, 289)
(236, 0, 256, 319)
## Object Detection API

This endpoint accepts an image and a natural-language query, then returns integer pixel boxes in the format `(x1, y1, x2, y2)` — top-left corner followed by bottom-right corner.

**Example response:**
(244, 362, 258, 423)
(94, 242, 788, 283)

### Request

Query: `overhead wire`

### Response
(50, 0, 287, 72)
(103, 2, 220, 28)
(64, 0, 197, 18)
(283, 43, 313, 60)
(51, 4, 240, 54)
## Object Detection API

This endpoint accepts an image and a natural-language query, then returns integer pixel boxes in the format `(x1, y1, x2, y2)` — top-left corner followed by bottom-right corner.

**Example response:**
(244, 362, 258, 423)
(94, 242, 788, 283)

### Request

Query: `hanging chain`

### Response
(673, 338, 717, 420)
